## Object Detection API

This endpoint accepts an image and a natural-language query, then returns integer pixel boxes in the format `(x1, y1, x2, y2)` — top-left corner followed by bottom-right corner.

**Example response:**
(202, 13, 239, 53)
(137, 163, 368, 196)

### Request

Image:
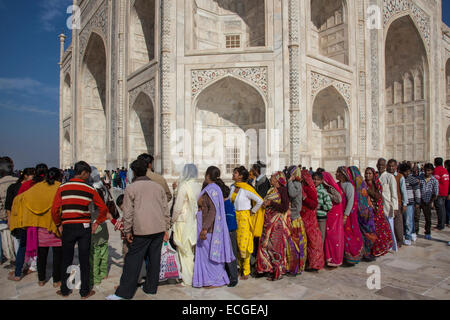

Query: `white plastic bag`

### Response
(159, 241, 181, 282)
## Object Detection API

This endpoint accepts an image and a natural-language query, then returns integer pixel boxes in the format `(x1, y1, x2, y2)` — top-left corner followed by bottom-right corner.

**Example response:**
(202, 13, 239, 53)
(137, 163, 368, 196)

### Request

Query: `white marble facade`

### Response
(59, 0, 450, 177)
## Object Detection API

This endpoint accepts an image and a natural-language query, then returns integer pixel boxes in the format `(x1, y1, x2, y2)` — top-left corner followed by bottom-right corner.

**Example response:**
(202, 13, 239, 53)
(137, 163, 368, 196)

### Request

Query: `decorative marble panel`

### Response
(310, 71, 351, 106)
(79, 0, 108, 59)
(129, 79, 156, 108)
(383, 0, 430, 49)
(191, 67, 268, 101)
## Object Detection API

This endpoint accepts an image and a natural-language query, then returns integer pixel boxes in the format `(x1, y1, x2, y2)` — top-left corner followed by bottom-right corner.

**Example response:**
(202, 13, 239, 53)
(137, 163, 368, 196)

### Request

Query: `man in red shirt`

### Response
(52, 161, 108, 299)
(433, 157, 449, 230)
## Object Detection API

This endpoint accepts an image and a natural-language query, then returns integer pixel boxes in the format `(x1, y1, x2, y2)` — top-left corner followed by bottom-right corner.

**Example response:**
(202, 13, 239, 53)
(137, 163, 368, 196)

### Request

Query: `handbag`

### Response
(159, 241, 181, 282)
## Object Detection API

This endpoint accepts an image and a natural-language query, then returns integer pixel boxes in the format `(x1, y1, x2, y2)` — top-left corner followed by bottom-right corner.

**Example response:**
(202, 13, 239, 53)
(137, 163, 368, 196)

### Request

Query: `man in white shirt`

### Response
(377, 158, 399, 251)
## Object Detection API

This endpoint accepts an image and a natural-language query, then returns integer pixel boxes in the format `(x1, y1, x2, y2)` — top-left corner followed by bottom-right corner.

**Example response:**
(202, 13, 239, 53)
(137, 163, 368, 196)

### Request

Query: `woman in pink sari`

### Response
(322, 172, 345, 267)
(335, 167, 363, 265)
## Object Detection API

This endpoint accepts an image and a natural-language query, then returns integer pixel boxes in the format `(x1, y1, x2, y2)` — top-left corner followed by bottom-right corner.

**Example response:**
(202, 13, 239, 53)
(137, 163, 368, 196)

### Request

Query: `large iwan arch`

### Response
(81, 32, 107, 169)
(385, 15, 428, 162)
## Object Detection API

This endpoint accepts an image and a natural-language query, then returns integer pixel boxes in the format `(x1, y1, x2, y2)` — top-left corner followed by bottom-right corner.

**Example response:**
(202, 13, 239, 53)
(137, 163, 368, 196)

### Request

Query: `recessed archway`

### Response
(129, 92, 155, 162)
(81, 32, 107, 169)
(192, 0, 266, 50)
(312, 85, 349, 170)
(310, 0, 348, 65)
(195, 76, 266, 174)
(385, 15, 428, 162)
(63, 74, 71, 119)
(446, 59, 450, 106)
(446, 126, 450, 159)
(130, 0, 155, 73)
(63, 129, 72, 169)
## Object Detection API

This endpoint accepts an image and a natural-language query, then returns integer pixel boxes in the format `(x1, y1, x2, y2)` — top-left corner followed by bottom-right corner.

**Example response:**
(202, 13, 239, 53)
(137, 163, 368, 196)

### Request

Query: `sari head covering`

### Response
(289, 166, 302, 182)
(178, 163, 198, 184)
(348, 166, 377, 257)
(90, 166, 104, 190)
(272, 171, 287, 187)
(337, 166, 351, 183)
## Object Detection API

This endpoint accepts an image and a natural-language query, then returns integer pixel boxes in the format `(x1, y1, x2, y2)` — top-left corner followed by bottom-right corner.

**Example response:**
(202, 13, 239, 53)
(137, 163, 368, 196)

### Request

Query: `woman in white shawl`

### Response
(172, 164, 201, 286)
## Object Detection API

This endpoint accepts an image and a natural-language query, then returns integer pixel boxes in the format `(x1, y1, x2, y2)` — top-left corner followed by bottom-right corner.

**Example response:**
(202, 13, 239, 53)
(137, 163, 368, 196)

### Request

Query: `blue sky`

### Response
(0, 1, 449, 170)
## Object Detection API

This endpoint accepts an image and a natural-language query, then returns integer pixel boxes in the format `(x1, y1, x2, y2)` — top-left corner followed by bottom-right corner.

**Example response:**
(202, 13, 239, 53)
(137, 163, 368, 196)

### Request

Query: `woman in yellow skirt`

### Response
(229, 166, 264, 280)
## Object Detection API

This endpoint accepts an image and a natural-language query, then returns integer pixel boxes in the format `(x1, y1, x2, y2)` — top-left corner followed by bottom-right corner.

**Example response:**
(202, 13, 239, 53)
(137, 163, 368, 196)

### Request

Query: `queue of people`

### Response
(0, 154, 449, 300)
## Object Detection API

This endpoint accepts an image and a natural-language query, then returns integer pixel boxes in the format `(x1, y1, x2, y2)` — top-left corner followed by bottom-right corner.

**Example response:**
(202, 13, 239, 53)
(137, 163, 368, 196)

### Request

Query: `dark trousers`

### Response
(446, 199, 450, 225)
(434, 196, 446, 230)
(115, 232, 164, 299)
(414, 205, 421, 234)
(225, 231, 238, 283)
(38, 246, 62, 282)
(394, 210, 404, 247)
(14, 229, 27, 277)
(416, 202, 433, 235)
(60, 224, 92, 297)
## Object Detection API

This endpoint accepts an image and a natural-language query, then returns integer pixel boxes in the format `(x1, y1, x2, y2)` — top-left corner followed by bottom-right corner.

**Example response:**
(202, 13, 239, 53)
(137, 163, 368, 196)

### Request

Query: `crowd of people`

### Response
(0, 154, 449, 300)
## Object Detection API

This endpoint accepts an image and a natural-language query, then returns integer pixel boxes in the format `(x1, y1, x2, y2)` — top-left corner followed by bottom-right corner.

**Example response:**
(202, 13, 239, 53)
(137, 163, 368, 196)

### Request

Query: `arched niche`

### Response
(310, 0, 349, 65)
(130, 0, 155, 73)
(81, 32, 107, 170)
(312, 85, 349, 171)
(192, 0, 266, 50)
(129, 92, 155, 161)
(195, 76, 266, 174)
(63, 74, 72, 119)
(385, 15, 428, 162)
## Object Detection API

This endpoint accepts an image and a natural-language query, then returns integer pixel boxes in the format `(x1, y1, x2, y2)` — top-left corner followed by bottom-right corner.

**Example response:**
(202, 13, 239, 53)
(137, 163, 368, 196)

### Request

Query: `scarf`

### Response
(234, 181, 265, 237)
(198, 183, 235, 264)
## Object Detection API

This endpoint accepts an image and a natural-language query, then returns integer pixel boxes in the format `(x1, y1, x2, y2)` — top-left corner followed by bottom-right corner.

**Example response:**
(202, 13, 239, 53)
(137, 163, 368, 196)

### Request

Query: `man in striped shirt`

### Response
(417, 163, 439, 239)
(51, 161, 108, 299)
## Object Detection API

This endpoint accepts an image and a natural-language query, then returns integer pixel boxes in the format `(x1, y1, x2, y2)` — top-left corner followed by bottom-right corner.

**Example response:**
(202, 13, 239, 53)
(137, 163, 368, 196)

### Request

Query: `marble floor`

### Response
(1, 203, 449, 300)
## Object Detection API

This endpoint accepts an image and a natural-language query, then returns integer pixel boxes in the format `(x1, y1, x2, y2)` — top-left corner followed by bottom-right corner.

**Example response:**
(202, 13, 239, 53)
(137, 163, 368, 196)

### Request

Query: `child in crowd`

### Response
(223, 185, 238, 287)
(312, 172, 333, 244)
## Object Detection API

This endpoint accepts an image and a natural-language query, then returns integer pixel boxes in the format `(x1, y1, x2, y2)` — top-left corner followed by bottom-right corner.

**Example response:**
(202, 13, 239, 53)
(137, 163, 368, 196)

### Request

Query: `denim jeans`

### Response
(403, 205, 414, 241)
(14, 229, 27, 277)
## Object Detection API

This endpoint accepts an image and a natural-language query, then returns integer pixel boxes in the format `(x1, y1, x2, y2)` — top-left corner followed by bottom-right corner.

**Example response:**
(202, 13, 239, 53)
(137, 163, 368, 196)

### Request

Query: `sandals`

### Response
(53, 282, 61, 288)
(7, 272, 21, 282)
(39, 281, 46, 287)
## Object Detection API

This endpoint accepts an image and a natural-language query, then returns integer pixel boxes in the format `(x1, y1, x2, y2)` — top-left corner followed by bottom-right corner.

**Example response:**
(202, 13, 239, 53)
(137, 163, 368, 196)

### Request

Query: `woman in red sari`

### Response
(365, 167, 393, 257)
(322, 172, 345, 267)
(336, 167, 363, 265)
(300, 170, 324, 271)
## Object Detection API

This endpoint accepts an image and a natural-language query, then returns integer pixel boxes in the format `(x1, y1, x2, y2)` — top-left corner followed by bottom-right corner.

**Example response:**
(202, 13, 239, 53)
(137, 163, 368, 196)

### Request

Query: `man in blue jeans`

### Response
(398, 163, 421, 246)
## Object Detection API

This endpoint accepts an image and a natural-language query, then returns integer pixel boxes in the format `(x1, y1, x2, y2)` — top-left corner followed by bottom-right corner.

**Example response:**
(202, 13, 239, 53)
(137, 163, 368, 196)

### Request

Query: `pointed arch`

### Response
(63, 73, 72, 119)
(194, 76, 266, 174)
(312, 85, 349, 170)
(81, 31, 107, 169)
(63, 129, 72, 169)
(310, 0, 349, 65)
(384, 14, 428, 162)
(129, 92, 155, 161)
(130, 0, 156, 73)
